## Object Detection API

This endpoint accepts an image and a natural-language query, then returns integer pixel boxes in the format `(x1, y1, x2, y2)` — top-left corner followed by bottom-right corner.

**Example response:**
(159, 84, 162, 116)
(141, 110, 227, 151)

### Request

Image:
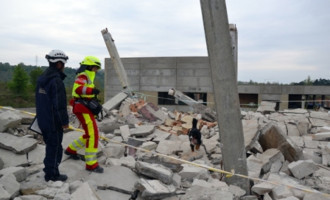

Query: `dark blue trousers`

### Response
(42, 127, 63, 178)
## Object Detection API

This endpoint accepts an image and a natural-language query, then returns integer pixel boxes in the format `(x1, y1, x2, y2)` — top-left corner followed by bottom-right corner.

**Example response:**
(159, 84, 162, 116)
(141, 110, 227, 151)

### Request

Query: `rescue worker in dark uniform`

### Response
(189, 118, 202, 152)
(35, 50, 69, 182)
(65, 56, 104, 173)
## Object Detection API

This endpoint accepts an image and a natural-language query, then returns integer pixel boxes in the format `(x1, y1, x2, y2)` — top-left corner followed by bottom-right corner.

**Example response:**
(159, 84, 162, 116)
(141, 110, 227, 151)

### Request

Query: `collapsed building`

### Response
(0, 96, 330, 200)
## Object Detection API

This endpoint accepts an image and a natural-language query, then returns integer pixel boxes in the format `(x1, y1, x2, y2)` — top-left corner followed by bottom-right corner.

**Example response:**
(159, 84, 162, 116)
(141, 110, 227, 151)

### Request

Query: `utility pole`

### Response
(200, 0, 250, 192)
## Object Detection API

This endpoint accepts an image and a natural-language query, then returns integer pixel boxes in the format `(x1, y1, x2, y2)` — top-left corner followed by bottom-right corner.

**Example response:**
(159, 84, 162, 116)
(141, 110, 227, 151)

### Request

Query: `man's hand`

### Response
(62, 125, 69, 129)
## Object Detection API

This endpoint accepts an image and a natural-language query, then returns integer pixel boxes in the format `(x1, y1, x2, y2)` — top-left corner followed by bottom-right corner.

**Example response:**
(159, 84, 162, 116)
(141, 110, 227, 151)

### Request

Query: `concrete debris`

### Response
(288, 160, 319, 179)
(135, 161, 173, 184)
(0, 96, 330, 200)
(0, 132, 38, 154)
(0, 110, 22, 132)
(257, 101, 276, 114)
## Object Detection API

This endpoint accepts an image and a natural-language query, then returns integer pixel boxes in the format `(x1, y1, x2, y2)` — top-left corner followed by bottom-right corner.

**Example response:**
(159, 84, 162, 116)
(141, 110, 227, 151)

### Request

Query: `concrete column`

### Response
(200, 0, 250, 192)
(321, 95, 325, 107)
(301, 95, 306, 109)
(279, 94, 289, 110)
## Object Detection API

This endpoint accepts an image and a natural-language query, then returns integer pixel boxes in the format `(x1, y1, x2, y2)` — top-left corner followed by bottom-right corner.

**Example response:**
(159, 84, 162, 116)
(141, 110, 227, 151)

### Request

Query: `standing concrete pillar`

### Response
(200, 0, 250, 192)
(321, 95, 325, 107)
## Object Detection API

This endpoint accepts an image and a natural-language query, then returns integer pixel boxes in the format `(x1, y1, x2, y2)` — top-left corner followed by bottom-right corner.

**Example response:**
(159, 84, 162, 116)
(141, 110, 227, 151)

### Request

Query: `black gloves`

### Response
(92, 88, 100, 95)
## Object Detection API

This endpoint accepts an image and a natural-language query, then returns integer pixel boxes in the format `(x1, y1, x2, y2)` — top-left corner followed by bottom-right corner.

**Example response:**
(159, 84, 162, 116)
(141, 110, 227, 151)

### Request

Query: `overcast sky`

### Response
(1, 0, 329, 84)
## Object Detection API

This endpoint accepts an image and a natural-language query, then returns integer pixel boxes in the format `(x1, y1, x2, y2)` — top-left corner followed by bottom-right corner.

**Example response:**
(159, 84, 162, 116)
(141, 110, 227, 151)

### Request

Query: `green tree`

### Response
(30, 68, 44, 90)
(304, 75, 313, 85)
(8, 64, 30, 97)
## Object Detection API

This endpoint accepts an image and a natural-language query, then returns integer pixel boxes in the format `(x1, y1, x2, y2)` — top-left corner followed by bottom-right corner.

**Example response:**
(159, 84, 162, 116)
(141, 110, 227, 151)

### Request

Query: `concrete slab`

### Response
(87, 166, 139, 192)
(0, 110, 22, 132)
(0, 132, 38, 154)
(103, 92, 128, 111)
(288, 160, 319, 179)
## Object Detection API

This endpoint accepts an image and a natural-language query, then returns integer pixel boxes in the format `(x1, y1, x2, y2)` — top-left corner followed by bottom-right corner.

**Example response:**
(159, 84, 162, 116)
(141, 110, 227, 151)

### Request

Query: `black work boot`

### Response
(45, 174, 68, 182)
(64, 150, 81, 160)
(86, 166, 104, 173)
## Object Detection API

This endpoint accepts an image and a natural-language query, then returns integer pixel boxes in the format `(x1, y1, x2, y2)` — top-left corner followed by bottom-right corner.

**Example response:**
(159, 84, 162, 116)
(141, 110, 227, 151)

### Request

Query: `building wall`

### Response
(104, 57, 330, 110)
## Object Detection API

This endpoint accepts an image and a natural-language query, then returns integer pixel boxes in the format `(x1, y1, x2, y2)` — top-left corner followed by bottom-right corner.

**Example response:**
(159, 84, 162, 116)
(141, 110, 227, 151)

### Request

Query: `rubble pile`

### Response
(0, 96, 330, 200)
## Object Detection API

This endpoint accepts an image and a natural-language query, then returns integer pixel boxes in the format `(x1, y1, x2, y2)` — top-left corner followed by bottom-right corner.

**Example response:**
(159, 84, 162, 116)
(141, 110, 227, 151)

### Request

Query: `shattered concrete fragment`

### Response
(0, 173, 20, 199)
(71, 182, 100, 200)
(135, 178, 176, 200)
(312, 132, 330, 141)
(135, 161, 173, 184)
(259, 123, 303, 162)
(0, 110, 22, 132)
(288, 160, 319, 179)
(102, 92, 128, 112)
(257, 101, 276, 114)
(130, 125, 155, 137)
(0, 166, 27, 182)
(0, 132, 38, 154)
(180, 185, 233, 200)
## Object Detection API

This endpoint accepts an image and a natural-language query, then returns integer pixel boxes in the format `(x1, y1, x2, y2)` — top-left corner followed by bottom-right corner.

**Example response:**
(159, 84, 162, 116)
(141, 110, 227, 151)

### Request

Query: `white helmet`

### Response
(45, 49, 69, 63)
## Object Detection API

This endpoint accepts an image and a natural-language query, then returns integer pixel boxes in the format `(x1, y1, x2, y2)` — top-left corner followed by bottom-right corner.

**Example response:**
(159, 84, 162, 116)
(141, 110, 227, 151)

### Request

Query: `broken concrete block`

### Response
(13, 195, 47, 200)
(0, 184, 11, 200)
(302, 149, 322, 164)
(191, 179, 228, 191)
(146, 131, 170, 145)
(103, 92, 128, 111)
(256, 148, 284, 174)
(288, 160, 319, 179)
(310, 111, 330, 121)
(229, 184, 246, 198)
(242, 119, 260, 152)
(135, 178, 176, 200)
(130, 125, 155, 137)
(297, 121, 310, 136)
(156, 140, 181, 155)
(119, 125, 130, 141)
(321, 144, 330, 166)
(0, 133, 38, 154)
(180, 185, 233, 200)
(103, 143, 125, 158)
(140, 141, 157, 151)
(87, 166, 139, 193)
(71, 182, 100, 200)
(135, 161, 173, 184)
(251, 181, 275, 195)
(98, 118, 120, 134)
(286, 123, 300, 137)
(178, 163, 209, 182)
(247, 155, 263, 179)
(303, 193, 330, 200)
(0, 157, 3, 170)
(145, 103, 167, 123)
(271, 185, 293, 199)
(312, 132, 330, 141)
(138, 154, 183, 173)
(257, 101, 276, 114)
(0, 166, 27, 182)
(0, 173, 20, 199)
(259, 123, 303, 162)
(0, 110, 22, 132)
(106, 156, 136, 169)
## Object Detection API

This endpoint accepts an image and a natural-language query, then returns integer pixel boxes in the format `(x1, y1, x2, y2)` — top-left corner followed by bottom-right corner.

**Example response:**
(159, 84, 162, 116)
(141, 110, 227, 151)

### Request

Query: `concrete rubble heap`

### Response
(0, 97, 330, 200)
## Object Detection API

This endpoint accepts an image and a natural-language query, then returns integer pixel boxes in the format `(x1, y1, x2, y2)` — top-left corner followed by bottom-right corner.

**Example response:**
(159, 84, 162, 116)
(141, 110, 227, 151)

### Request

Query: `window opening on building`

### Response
(158, 92, 175, 105)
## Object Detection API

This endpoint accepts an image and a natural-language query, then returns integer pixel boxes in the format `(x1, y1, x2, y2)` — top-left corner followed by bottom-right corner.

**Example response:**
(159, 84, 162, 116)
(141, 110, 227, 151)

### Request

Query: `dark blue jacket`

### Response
(35, 66, 69, 133)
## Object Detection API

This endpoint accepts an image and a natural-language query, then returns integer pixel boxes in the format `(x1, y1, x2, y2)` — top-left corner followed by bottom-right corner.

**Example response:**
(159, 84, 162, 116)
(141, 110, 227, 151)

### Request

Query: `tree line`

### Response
(0, 62, 104, 107)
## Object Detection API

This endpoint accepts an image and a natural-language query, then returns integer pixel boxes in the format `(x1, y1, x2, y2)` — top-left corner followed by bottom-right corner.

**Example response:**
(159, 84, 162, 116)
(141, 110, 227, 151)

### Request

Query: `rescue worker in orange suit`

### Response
(189, 118, 202, 152)
(65, 56, 104, 173)
(36, 50, 69, 182)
